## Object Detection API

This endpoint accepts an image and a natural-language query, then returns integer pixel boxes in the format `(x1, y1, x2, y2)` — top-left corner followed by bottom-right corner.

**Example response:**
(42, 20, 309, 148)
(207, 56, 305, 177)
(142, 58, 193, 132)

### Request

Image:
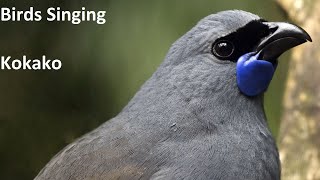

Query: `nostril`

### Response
(269, 26, 278, 34)
(263, 22, 279, 34)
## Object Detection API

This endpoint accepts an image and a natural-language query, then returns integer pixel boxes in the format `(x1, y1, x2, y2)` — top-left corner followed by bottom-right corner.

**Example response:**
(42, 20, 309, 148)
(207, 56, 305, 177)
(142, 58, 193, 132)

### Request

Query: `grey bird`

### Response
(35, 10, 311, 180)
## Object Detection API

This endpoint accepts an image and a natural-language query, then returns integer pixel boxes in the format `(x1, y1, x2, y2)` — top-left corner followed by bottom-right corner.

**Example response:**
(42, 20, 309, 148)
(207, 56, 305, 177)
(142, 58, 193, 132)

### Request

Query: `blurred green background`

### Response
(0, 0, 289, 179)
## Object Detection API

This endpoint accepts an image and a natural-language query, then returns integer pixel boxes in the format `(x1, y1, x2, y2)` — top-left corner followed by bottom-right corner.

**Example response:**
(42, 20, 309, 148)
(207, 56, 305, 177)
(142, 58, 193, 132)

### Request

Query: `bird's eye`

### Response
(212, 40, 235, 59)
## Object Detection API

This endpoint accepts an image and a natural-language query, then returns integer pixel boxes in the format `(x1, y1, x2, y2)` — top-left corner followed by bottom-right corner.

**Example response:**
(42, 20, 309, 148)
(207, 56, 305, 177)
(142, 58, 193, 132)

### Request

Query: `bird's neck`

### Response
(157, 61, 268, 129)
(125, 70, 268, 131)
(175, 80, 268, 131)
(123, 59, 270, 135)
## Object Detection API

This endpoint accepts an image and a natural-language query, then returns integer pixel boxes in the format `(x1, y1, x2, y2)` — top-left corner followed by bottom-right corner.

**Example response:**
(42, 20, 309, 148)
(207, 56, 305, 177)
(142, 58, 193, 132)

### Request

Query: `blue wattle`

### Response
(236, 53, 276, 96)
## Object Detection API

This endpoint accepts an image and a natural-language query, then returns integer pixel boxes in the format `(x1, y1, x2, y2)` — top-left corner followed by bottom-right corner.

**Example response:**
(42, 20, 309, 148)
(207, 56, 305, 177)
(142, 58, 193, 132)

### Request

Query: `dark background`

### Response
(0, 1, 289, 179)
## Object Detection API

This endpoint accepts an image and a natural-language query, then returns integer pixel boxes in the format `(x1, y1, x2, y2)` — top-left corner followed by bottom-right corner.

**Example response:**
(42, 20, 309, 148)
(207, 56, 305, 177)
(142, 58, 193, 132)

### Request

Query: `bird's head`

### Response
(162, 10, 311, 98)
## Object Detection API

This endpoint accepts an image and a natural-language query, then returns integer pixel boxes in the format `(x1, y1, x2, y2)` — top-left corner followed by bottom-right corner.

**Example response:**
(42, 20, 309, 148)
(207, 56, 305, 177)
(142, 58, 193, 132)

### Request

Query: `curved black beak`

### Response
(255, 22, 312, 61)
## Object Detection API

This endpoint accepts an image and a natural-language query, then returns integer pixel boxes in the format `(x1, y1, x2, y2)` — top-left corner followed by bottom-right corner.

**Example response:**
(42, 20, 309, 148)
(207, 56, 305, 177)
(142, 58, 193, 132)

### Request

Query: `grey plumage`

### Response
(36, 10, 280, 180)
